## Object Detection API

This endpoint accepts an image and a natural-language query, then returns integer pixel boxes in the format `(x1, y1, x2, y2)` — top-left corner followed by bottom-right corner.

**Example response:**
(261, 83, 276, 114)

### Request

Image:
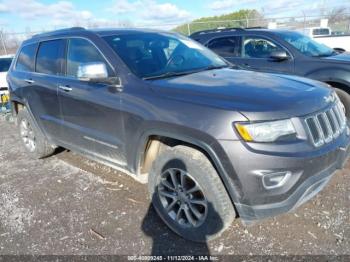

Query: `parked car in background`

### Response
(191, 28, 350, 119)
(7, 27, 350, 242)
(0, 55, 13, 112)
(301, 27, 350, 51)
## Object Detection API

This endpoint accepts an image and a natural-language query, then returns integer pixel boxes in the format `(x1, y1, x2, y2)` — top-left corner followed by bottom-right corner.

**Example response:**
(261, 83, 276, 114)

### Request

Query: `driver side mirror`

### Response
(77, 62, 108, 81)
(334, 47, 345, 53)
(269, 51, 289, 61)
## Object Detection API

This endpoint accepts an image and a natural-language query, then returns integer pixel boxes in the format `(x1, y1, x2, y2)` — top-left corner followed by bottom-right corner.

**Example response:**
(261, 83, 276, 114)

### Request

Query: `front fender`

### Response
(130, 121, 243, 205)
(306, 68, 350, 91)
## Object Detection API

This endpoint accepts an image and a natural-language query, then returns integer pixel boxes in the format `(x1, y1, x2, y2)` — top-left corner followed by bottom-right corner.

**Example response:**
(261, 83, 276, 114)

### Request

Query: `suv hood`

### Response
(150, 68, 333, 121)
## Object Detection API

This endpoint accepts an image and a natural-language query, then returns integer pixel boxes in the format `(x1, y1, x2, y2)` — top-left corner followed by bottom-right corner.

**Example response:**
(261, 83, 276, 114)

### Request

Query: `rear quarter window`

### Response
(16, 43, 37, 72)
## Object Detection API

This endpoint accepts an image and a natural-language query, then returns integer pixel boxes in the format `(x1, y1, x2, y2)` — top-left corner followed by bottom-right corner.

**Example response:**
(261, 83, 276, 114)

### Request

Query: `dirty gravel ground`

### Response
(0, 117, 349, 256)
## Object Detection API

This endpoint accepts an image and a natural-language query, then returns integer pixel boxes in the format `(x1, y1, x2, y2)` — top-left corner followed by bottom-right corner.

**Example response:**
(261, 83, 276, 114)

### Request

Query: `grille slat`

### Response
(305, 101, 347, 147)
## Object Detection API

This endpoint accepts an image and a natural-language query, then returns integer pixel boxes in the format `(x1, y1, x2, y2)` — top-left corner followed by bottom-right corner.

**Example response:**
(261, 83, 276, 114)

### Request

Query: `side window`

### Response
(16, 44, 37, 72)
(66, 38, 110, 78)
(207, 36, 240, 57)
(243, 37, 286, 59)
(36, 40, 65, 75)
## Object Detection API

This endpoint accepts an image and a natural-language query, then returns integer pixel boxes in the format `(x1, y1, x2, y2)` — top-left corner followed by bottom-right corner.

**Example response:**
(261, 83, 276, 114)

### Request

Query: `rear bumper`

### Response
(219, 129, 350, 222)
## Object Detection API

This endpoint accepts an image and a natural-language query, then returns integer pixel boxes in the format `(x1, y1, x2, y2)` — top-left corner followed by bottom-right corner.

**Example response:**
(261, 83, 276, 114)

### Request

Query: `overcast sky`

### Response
(0, 0, 349, 32)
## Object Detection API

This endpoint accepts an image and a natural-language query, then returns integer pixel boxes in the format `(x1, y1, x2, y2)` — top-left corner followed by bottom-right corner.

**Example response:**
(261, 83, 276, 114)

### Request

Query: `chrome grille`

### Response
(305, 101, 347, 147)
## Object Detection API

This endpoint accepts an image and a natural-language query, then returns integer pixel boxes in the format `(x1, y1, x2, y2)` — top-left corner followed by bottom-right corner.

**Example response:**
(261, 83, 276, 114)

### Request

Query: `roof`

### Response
(22, 27, 177, 45)
(189, 27, 298, 41)
(189, 27, 267, 37)
(30, 27, 173, 39)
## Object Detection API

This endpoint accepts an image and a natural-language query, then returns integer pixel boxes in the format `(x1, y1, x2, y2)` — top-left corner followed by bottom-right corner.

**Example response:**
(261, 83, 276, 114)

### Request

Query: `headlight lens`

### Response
(235, 119, 296, 142)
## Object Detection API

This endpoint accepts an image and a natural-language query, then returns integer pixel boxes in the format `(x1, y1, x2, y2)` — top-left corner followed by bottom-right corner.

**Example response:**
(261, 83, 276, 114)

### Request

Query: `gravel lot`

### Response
(0, 116, 349, 256)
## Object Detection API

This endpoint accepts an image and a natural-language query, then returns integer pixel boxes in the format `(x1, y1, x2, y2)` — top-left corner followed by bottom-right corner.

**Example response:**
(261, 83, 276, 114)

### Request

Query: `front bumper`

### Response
(219, 129, 350, 222)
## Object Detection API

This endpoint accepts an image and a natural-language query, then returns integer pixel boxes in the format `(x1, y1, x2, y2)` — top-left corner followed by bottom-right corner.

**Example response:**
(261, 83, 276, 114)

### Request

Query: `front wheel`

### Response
(148, 145, 235, 242)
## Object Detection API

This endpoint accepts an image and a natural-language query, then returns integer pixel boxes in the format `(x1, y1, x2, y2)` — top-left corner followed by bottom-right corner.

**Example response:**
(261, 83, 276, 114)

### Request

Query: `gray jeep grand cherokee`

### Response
(7, 27, 350, 242)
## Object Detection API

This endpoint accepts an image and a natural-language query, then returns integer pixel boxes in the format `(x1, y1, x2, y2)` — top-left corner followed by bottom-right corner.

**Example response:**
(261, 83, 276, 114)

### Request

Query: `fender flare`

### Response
(306, 68, 350, 92)
(133, 128, 243, 205)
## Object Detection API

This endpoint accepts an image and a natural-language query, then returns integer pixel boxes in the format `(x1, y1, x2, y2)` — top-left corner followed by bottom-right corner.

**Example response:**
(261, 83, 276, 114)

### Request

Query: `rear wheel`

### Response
(17, 108, 55, 159)
(148, 145, 235, 242)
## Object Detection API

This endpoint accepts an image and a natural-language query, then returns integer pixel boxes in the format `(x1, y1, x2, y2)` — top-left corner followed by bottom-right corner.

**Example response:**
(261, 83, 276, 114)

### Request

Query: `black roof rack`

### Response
(31, 27, 86, 38)
(190, 27, 244, 37)
(190, 26, 267, 37)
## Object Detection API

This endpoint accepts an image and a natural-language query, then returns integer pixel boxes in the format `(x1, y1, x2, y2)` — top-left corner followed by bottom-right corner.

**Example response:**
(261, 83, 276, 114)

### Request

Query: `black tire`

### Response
(17, 108, 55, 159)
(148, 145, 235, 242)
(334, 88, 350, 120)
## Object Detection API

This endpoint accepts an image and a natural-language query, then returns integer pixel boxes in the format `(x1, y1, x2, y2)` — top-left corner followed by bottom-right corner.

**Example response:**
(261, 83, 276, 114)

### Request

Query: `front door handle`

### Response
(58, 85, 72, 92)
(24, 79, 35, 84)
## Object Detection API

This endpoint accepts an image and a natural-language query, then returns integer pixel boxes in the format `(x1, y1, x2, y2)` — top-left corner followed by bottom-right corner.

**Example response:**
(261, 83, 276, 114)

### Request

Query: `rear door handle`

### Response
(24, 79, 35, 84)
(58, 85, 72, 92)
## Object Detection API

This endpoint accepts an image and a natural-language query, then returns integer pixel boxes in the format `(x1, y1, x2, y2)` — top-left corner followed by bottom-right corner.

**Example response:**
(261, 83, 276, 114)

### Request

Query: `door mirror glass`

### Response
(77, 62, 108, 80)
(269, 50, 289, 61)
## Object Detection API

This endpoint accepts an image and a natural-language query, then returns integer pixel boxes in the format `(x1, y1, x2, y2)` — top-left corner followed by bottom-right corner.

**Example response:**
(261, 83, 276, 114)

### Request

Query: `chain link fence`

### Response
(183, 14, 350, 35)
(1, 14, 350, 56)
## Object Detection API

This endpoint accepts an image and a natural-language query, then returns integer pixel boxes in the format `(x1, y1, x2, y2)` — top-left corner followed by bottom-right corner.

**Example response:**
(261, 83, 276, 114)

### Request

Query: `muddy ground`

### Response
(0, 116, 349, 256)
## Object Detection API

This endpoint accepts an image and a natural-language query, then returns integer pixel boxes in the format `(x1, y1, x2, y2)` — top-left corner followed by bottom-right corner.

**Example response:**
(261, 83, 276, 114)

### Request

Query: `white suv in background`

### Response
(0, 55, 14, 112)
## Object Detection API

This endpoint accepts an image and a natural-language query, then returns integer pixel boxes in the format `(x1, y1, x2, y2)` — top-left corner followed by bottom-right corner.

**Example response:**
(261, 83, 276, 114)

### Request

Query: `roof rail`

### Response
(190, 27, 244, 37)
(31, 27, 86, 38)
(190, 26, 267, 37)
(245, 26, 267, 29)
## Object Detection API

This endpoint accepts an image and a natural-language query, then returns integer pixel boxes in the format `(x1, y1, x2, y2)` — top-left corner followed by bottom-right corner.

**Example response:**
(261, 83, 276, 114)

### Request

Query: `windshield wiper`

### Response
(142, 64, 230, 80)
(202, 65, 230, 71)
(143, 71, 195, 80)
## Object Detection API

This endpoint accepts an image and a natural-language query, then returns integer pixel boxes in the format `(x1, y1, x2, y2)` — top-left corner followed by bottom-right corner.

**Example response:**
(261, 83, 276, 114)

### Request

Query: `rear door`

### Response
(8, 43, 37, 110)
(57, 37, 126, 166)
(206, 36, 242, 65)
(235, 35, 294, 74)
(25, 39, 66, 140)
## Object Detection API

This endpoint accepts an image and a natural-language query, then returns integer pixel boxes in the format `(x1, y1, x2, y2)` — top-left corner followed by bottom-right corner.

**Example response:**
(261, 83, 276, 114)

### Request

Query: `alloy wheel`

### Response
(20, 119, 36, 152)
(157, 168, 208, 228)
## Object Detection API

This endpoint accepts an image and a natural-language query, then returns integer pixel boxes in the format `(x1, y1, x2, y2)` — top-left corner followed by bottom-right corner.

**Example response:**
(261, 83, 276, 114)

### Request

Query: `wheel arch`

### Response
(305, 68, 350, 94)
(325, 80, 350, 94)
(133, 128, 243, 205)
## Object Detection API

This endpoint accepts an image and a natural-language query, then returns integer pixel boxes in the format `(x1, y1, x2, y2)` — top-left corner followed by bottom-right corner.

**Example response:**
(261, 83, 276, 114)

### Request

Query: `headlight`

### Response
(235, 119, 296, 142)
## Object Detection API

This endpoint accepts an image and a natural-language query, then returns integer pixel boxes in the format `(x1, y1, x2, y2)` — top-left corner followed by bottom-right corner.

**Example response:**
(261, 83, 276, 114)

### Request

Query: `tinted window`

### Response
(16, 44, 37, 72)
(313, 28, 330, 36)
(207, 36, 240, 57)
(243, 37, 285, 58)
(36, 40, 65, 75)
(0, 58, 12, 72)
(103, 33, 227, 79)
(66, 38, 110, 77)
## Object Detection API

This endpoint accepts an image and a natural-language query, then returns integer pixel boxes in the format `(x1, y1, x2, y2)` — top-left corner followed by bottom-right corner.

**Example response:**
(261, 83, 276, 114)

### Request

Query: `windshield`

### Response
(0, 58, 12, 72)
(102, 32, 227, 79)
(278, 31, 335, 57)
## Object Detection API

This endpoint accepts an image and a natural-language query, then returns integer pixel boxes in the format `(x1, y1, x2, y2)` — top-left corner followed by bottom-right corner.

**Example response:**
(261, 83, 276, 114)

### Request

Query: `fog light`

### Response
(262, 171, 291, 189)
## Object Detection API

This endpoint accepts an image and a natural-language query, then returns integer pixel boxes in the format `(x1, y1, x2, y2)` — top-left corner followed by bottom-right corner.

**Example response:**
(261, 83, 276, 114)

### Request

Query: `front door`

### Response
(230, 36, 295, 74)
(57, 37, 126, 166)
